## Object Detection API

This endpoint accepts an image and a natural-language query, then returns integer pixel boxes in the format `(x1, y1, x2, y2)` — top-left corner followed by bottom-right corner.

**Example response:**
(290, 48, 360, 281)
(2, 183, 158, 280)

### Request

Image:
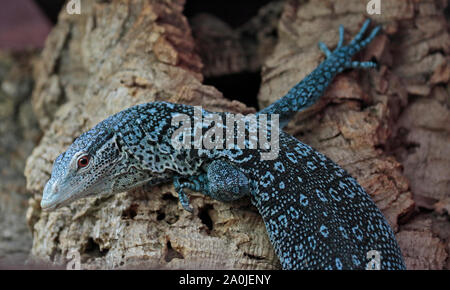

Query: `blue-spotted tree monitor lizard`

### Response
(41, 19, 406, 270)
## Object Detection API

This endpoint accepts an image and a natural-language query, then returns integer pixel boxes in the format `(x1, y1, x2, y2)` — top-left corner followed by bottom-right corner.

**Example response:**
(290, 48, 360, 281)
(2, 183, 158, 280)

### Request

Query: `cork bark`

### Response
(25, 0, 274, 270)
(256, 0, 449, 270)
(23, 0, 449, 269)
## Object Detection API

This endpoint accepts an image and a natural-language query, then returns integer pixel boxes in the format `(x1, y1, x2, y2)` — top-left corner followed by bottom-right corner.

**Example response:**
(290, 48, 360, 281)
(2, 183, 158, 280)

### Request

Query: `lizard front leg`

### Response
(173, 160, 250, 211)
(205, 159, 250, 201)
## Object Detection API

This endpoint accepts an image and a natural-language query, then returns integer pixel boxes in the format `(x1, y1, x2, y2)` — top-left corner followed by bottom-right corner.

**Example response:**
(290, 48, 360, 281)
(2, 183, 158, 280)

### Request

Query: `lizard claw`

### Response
(318, 41, 332, 57)
(319, 24, 343, 57)
(173, 176, 196, 212)
(350, 60, 378, 69)
(177, 188, 194, 213)
(349, 19, 372, 45)
(336, 24, 345, 50)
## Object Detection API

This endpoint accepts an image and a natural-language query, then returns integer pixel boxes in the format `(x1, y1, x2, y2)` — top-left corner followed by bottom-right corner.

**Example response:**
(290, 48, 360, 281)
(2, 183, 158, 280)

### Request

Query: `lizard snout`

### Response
(41, 180, 61, 211)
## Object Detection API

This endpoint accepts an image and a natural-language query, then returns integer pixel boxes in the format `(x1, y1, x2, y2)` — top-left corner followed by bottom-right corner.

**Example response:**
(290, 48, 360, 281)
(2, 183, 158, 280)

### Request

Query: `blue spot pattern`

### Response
(43, 19, 406, 270)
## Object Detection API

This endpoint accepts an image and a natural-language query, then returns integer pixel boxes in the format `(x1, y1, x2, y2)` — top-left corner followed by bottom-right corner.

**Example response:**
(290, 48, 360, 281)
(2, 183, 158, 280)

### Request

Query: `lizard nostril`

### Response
(51, 182, 59, 194)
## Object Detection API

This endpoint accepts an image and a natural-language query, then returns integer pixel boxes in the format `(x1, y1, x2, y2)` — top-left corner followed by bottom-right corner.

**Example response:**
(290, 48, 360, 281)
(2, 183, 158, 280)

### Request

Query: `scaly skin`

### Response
(41, 20, 406, 269)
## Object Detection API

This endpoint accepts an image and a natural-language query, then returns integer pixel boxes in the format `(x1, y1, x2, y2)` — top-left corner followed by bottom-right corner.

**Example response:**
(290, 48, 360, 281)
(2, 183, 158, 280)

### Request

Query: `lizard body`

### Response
(41, 20, 406, 269)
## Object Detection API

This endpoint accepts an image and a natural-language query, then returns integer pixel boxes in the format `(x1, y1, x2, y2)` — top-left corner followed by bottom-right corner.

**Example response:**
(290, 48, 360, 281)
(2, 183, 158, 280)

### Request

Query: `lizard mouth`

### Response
(40, 169, 115, 211)
(40, 200, 62, 211)
(41, 180, 80, 211)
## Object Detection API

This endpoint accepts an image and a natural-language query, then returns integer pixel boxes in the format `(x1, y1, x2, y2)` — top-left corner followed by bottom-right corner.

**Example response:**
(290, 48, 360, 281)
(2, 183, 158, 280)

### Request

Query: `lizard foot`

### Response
(318, 19, 381, 70)
(173, 176, 200, 212)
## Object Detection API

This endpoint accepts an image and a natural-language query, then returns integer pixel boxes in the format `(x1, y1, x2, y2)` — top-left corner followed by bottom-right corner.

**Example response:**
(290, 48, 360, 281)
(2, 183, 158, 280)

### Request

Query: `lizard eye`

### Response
(77, 155, 90, 169)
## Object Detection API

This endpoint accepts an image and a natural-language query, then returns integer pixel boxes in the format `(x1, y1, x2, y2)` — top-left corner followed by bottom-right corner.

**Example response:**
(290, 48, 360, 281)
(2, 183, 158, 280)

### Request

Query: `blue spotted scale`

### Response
(41, 19, 406, 269)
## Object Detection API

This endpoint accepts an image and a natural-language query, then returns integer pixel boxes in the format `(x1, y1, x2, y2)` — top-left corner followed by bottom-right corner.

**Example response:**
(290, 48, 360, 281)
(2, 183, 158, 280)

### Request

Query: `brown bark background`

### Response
(0, 51, 41, 267)
(1, 0, 447, 269)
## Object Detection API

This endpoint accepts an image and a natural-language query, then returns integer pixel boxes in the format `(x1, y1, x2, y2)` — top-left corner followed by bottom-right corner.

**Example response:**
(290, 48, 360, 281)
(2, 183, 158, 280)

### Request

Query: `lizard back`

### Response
(137, 102, 406, 269)
(230, 132, 405, 269)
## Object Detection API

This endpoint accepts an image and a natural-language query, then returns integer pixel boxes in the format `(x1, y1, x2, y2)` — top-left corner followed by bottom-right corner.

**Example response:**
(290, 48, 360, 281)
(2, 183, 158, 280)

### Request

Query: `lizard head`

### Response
(40, 102, 182, 211)
(41, 127, 123, 211)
